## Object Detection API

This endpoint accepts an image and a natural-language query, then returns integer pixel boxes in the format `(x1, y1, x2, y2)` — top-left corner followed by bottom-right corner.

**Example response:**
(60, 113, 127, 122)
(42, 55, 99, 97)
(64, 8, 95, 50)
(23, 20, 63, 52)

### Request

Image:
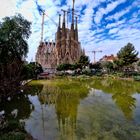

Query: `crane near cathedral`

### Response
(36, 0, 85, 69)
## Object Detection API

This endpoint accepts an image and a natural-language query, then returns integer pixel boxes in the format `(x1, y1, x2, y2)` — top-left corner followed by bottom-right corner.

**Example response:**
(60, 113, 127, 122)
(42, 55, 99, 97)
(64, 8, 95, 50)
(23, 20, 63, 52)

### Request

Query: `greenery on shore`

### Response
(57, 55, 90, 71)
(21, 62, 43, 80)
(57, 43, 140, 80)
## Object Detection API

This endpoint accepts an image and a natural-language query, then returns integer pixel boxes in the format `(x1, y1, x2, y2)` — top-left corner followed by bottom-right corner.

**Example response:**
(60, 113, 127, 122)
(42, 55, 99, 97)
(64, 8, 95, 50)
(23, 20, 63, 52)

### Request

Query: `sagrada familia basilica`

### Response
(36, 1, 85, 69)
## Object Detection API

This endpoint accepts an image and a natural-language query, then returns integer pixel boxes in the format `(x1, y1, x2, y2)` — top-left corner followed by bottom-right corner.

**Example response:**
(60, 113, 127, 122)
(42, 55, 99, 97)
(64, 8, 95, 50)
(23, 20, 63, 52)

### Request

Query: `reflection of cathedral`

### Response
(36, 1, 85, 69)
(36, 82, 88, 139)
(38, 86, 79, 135)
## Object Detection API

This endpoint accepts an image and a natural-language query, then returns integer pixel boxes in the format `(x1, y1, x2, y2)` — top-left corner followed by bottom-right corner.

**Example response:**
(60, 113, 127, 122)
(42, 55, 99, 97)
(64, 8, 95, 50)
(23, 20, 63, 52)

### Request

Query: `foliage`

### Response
(56, 55, 89, 71)
(82, 68, 92, 76)
(78, 55, 90, 67)
(117, 43, 138, 67)
(133, 76, 140, 81)
(88, 62, 102, 75)
(57, 63, 82, 71)
(113, 60, 122, 71)
(0, 117, 26, 140)
(102, 61, 114, 73)
(0, 14, 31, 63)
(0, 14, 31, 98)
(21, 62, 43, 80)
(57, 63, 72, 71)
(89, 62, 102, 70)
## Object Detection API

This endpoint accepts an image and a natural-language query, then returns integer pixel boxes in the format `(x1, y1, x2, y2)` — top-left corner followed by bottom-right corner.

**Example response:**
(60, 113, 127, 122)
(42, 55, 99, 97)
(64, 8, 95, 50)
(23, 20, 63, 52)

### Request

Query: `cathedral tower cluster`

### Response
(36, 1, 85, 69)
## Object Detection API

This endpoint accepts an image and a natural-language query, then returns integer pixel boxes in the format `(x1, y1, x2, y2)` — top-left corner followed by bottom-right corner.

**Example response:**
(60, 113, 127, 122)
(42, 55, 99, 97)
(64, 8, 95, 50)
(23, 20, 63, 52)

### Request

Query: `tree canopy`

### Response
(0, 14, 31, 64)
(21, 62, 43, 80)
(0, 14, 31, 98)
(117, 43, 138, 67)
(78, 55, 90, 67)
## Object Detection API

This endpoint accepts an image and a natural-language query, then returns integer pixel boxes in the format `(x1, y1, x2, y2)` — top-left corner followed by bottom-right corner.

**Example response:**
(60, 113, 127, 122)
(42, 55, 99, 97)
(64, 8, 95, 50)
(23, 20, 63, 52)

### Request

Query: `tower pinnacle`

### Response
(62, 10, 66, 38)
(57, 14, 61, 41)
(75, 16, 78, 41)
(75, 16, 78, 30)
(71, 0, 75, 30)
(58, 14, 61, 28)
(62, 10, 66, 27)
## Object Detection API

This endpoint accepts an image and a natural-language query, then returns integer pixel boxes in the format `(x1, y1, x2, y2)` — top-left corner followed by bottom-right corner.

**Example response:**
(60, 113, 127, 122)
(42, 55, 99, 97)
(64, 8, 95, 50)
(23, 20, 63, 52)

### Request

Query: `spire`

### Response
(75, 17, 78, 30)
(75, 16, 78, 41)
(62, 10, 66, 38)
(66, 10, 70, 28)
(71, 0, 75, 30)
(56, 14, 61, 41)
(62, 10, 66, 28)
(58, 14, 61, 28)
(72, 0, 75, 19)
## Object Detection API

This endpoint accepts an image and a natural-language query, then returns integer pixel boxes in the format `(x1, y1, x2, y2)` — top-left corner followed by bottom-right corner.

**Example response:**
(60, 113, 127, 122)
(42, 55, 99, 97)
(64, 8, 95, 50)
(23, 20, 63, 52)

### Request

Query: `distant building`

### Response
(99, 54, 117, 62)
(36, 2, 84, 69)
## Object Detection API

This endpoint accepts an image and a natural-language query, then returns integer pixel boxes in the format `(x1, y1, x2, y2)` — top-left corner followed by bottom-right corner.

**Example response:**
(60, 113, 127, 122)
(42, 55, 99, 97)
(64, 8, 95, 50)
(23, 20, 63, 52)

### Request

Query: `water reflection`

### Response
(25, 80, 89, 140)
(112, 93, 136, 120)
(23, 78, 140, 140)
(1, 78, 140, 140)
(90, 78, 139, 120)
(0, 94, 33, 119)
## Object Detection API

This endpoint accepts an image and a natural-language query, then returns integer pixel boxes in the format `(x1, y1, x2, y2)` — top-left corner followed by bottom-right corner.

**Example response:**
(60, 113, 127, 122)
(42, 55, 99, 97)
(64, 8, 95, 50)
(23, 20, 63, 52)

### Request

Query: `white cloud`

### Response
(0, 0, 17, 19)
(0, 0, 140, 62)
(106, 19, 126, 29)
(106, 7, 131, 21)
(94, 0, 127, 24)
(109, 28, 118, 34)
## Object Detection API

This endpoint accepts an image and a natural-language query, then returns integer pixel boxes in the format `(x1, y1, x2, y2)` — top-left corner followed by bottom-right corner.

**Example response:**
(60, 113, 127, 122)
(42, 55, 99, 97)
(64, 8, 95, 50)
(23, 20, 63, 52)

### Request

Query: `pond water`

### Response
(1, 77, 140, 140)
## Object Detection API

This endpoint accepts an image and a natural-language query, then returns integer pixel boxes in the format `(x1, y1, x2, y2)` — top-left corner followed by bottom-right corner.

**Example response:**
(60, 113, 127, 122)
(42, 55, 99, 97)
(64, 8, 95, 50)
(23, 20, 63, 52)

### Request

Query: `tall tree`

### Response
(0, 14, 31, 63)
(117, 43, 138, 67)
(0, 14, 31, 98)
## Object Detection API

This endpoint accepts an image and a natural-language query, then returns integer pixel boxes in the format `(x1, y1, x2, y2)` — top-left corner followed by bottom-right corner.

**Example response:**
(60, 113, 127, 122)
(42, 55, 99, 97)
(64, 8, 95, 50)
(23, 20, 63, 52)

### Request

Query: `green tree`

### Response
(0, 14, 31, 63)
(89, 62, 102, 71)
(0, 14, 31, 98)
(57, 63, 72, 71)
(113, 60, 122, 71)
(78, 55, 90, 68)
(117, 43, 138, 67)
(103, 61, 114, 73)
(21, 62, 43, 80)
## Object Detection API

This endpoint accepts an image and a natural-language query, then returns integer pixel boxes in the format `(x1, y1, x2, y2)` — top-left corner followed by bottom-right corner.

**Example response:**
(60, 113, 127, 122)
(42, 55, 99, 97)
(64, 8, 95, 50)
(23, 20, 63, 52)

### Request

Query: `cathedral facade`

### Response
(36, 3, 85, 69)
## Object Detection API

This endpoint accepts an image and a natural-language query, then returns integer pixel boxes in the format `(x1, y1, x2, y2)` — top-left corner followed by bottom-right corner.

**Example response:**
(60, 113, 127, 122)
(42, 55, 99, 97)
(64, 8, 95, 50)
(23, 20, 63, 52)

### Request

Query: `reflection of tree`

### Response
(0, 85, 43, 119)
(112, 94, 136, 120)
(0, 94, 33, 120)
(90, 78, 139, 120)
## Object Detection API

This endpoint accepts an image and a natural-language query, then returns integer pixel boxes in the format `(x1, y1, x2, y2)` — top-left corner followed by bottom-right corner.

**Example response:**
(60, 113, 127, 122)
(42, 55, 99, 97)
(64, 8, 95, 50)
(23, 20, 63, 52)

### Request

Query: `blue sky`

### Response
(0, 0, 140, 62)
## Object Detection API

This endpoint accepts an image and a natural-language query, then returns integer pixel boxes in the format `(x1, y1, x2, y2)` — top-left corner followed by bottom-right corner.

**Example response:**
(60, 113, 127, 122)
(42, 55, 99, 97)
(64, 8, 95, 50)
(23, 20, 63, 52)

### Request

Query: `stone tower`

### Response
(36, 0, 85, 69)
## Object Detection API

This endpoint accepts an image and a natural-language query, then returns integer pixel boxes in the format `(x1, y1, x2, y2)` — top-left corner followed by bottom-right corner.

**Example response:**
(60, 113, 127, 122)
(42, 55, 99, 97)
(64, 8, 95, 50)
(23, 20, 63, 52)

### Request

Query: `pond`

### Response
(1, 76, 140, 140)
